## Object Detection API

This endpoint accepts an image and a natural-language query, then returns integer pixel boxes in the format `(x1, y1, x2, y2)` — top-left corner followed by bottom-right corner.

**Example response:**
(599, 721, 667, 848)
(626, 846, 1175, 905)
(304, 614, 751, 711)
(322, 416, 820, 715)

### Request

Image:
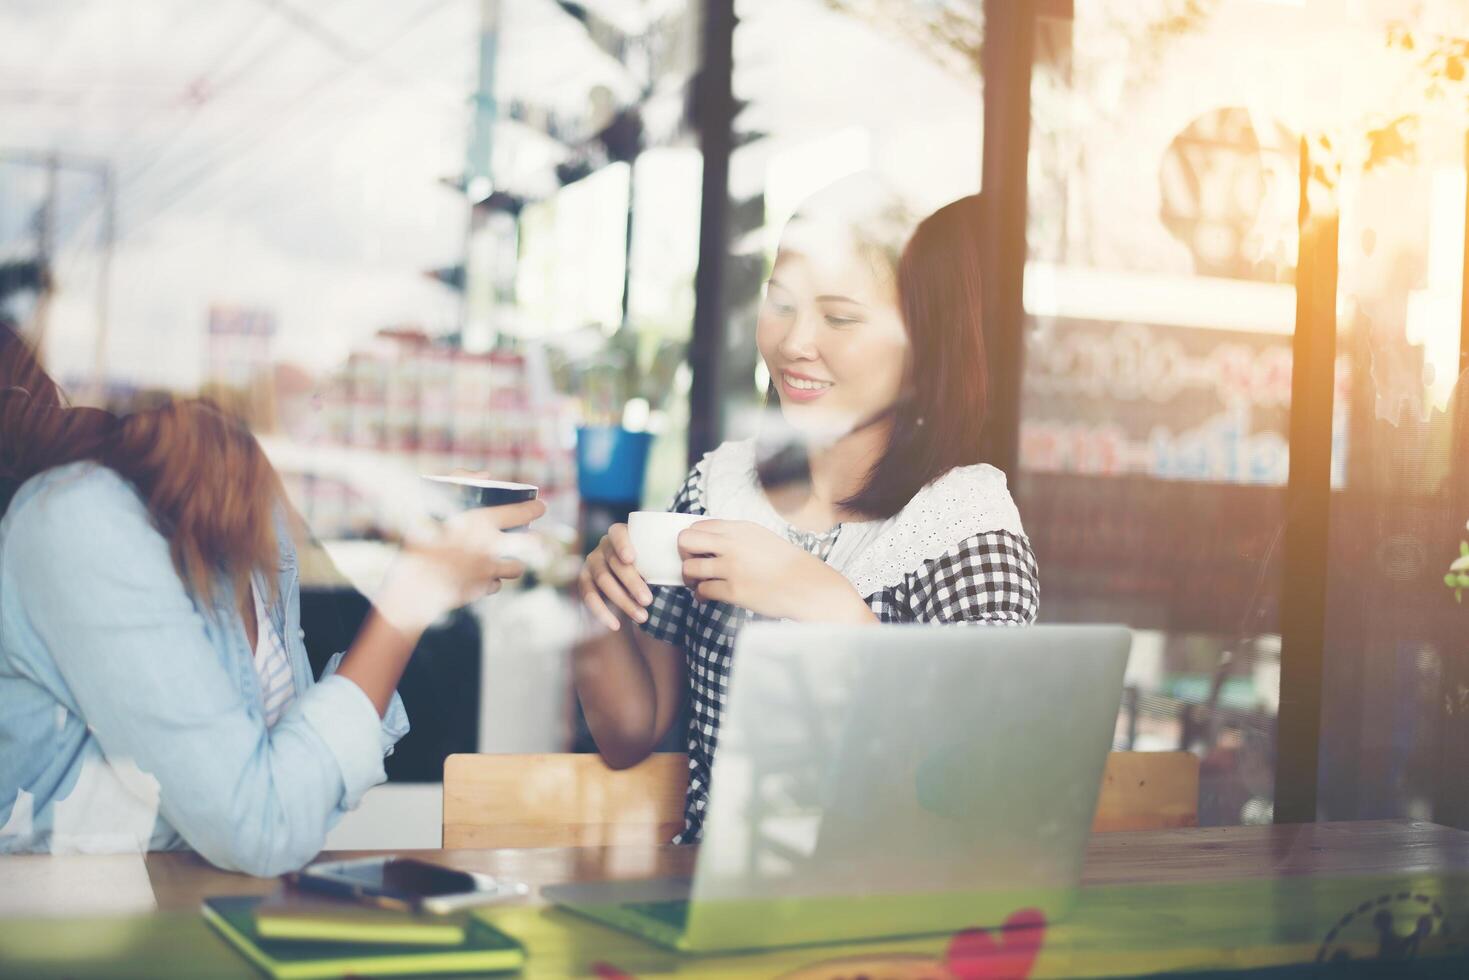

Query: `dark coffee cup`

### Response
(421, 476, 539, 528)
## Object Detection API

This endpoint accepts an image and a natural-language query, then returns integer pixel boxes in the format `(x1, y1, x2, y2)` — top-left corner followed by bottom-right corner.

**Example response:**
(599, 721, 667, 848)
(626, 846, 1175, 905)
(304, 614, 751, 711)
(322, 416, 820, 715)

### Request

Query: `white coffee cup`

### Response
(627, 511, 704, 587)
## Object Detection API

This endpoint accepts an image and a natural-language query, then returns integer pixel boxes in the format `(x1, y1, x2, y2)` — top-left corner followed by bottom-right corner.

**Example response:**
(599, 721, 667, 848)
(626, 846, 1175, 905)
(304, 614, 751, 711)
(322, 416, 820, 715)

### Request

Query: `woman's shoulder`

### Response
(1, 463, 150, 553)
(844, 463, 1027, 597)
(6, 462, 142, 517)
(906, 463, 1025, 538)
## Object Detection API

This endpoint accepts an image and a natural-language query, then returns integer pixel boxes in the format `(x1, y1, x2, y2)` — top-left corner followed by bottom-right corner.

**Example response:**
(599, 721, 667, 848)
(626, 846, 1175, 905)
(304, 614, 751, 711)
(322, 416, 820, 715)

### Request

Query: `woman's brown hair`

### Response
(1, 320, 280, 604)
(757, 193, 990, 519)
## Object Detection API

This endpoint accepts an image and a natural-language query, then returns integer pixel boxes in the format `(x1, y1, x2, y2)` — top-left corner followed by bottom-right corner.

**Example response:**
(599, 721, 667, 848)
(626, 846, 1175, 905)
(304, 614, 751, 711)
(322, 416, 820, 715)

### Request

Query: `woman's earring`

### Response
(916, 416, 925, 427)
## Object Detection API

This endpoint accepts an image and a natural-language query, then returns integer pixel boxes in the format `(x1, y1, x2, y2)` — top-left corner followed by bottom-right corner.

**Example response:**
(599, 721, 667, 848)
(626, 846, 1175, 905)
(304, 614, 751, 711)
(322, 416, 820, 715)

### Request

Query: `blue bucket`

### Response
(576, 426, 654, 504)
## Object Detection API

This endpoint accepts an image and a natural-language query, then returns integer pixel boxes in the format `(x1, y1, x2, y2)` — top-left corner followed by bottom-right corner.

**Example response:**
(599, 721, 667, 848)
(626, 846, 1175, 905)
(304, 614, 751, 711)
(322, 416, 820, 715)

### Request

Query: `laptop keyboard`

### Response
(623, 900, 692, 930)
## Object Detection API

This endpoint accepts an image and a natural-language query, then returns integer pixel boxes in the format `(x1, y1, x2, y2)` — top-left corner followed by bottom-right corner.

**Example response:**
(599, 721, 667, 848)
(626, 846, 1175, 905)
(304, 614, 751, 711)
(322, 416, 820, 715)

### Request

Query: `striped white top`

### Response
(251, 584, 296, 728)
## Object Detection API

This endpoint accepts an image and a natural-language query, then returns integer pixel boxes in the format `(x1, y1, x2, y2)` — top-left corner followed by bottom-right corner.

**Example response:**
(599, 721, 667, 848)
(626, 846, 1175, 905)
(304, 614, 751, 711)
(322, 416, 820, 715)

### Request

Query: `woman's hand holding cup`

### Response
(579, 513, 705, 631)
(377, 498, 546, 636)
(579, 523, 654, 631)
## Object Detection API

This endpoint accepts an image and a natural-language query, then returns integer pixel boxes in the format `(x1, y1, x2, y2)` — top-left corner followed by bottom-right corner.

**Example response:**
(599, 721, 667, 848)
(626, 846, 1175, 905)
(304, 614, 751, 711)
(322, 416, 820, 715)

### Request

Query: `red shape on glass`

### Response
(944, 908, 1048, 980)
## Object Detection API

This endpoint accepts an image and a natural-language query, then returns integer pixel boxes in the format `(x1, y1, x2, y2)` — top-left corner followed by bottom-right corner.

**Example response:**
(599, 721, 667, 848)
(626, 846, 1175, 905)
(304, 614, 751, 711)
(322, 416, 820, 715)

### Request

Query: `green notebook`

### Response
(202, 896, 524, 979)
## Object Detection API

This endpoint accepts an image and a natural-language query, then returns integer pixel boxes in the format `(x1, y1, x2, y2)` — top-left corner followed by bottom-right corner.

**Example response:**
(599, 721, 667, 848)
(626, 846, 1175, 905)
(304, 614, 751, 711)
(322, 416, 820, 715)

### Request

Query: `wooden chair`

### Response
(442, 750, 1198, 850)
(443, 752, 690, 849)
(1091, 750, 1198, 832)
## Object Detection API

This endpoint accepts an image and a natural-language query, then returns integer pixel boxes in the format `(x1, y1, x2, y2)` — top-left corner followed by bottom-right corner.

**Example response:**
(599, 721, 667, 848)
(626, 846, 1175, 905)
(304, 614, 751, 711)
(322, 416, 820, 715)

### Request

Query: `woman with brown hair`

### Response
(0, 322, 541, 874)
(575, 180, 1040, 842)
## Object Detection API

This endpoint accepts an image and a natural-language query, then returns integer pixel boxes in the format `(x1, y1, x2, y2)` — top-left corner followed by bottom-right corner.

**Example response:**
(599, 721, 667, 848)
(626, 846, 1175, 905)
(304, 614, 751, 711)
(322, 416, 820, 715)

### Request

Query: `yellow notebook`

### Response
(253, 888, 467, 946)
(202, 897, 524, 979)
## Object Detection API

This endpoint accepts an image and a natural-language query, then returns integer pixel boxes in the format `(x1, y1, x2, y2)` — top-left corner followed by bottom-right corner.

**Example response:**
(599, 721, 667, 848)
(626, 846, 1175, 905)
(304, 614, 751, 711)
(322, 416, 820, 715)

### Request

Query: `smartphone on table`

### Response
(288, 856, 528, 914)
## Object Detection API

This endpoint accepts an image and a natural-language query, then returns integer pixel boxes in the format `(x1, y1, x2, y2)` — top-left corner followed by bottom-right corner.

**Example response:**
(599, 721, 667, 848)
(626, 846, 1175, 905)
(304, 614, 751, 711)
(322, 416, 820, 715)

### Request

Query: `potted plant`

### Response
(1443, 532, 1469, 603)
(547, 324, 686, 506)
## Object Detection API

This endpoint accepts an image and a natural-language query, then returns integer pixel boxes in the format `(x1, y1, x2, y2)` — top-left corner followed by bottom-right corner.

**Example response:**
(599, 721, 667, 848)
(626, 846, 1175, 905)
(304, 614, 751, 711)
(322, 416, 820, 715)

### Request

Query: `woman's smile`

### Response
(779, 369, 835, 402)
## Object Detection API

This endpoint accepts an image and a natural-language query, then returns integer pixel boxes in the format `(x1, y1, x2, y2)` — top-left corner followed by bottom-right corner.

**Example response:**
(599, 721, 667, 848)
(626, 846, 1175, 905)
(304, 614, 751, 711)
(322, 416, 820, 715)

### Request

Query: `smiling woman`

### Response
(573, 176, 1040, 843)
(758, 178, 913, 436)
(757, 187, 991, 519)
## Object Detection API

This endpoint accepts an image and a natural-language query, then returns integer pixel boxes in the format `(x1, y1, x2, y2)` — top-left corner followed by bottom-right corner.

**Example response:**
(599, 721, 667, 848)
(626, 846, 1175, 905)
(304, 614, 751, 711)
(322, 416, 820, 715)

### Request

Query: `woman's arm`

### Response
(4, 472, 538, 875)
(902, 530, 1040, 625)
(572, 620, 685, 769)
(575, 521, 687, 768)
(6, 472, 364, 875)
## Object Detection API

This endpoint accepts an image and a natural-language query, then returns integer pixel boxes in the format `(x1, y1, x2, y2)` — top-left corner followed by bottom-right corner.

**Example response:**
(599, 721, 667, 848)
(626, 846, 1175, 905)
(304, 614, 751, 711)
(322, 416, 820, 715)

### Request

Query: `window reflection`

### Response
(5, 0, 1469, 863)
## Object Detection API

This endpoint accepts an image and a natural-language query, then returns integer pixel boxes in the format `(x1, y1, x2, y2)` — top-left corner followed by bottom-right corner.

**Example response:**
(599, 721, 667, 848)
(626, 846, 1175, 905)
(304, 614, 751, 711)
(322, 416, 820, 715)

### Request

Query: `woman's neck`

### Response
(768, 418, 891, 531)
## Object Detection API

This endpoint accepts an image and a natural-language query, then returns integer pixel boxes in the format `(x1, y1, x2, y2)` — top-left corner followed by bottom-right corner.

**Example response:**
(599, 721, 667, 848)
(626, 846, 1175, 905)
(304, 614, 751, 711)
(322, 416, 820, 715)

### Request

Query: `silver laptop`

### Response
(547, 622, 1131, 953)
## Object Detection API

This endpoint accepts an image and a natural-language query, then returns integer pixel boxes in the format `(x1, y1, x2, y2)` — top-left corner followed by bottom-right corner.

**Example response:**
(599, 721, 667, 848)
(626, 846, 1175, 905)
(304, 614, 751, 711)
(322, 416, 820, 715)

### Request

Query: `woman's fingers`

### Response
(579, 570, 621, 631)
(450, 498, 544, 540)
(495, 558, 527, 581)
(607, 523, 636, 564)
(455, 552, 502, 604)
(595, 528, 651, 610)
(595, 564, 647, 624)
(576, 530, 653, 631)
(487, 498, 547, 530)
(595, 574, 642, 624)
(607, 550, 653, 608)
(681, 557, 720, 582)
(677, 529, 722, 558)
(694, 579, 733, 604)
(581, 543, 647, 623)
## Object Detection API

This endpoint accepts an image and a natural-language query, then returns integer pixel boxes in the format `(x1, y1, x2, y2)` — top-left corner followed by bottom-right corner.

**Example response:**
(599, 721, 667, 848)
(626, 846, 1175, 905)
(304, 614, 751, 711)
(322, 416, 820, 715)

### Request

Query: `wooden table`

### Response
(4, 821, 1469, 977)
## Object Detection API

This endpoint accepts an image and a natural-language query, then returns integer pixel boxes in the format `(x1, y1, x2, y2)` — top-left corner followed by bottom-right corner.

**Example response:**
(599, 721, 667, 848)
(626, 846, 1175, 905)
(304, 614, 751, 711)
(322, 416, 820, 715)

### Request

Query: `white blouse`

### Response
(251, 583, 296, 728)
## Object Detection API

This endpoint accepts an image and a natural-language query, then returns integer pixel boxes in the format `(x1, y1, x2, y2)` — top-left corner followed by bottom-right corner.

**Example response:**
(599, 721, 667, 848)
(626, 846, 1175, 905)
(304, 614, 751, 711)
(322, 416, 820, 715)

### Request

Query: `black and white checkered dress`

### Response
(639, 440, 1040, 842)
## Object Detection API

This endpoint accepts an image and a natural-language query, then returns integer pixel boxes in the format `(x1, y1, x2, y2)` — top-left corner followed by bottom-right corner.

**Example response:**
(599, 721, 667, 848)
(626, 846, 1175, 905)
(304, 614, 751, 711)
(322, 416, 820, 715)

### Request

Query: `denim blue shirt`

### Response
(0, 463, 409, 876)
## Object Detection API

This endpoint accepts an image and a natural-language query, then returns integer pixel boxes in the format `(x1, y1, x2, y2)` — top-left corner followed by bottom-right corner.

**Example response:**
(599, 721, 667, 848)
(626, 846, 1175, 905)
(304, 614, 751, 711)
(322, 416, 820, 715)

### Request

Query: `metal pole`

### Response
(621, 157, 635, 332)
(687, 0, 735, 466)
(978, 0, 1036, 483)
(461, 0, 501, 353)
(468, 0, 500, 189)
(0, 149, 114, 379)
(1273, 139, 1339, 824)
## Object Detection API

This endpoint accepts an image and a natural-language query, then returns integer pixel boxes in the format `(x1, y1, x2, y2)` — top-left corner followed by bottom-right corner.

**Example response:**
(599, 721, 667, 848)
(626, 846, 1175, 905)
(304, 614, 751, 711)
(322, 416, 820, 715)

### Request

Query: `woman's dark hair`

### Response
(1, 319, 280, 603)
(757, 193, 989, 519)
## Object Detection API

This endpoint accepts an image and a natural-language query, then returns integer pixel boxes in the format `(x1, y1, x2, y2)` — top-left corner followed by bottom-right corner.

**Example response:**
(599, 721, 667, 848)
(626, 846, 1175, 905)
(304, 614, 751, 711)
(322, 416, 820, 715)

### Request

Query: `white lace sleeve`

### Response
(844, 463, 1027, 598)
